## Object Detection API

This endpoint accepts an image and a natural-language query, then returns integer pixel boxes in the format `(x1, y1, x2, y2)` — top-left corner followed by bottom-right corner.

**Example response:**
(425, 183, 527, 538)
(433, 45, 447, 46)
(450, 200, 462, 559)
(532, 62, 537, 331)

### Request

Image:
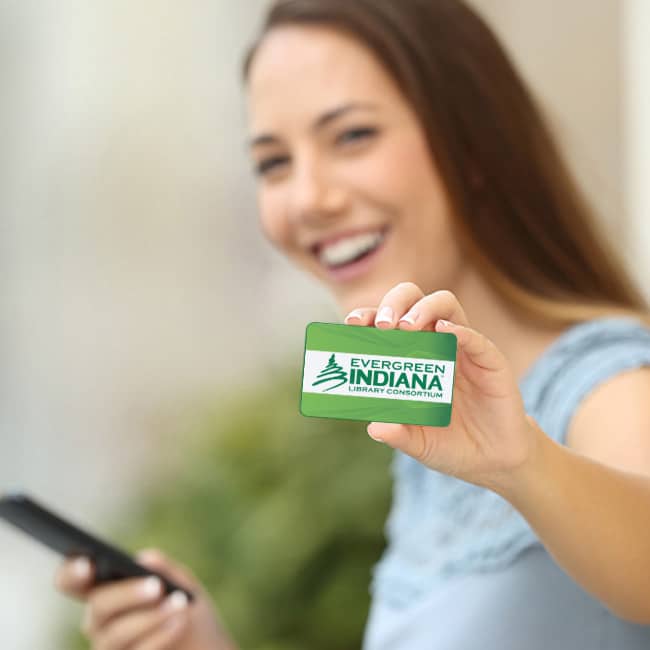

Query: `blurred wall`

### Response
(471, 0, 624, 237)
(624, 0, 650, 292)
(0, 2, 335, 646)
(0, 2, 647, 648)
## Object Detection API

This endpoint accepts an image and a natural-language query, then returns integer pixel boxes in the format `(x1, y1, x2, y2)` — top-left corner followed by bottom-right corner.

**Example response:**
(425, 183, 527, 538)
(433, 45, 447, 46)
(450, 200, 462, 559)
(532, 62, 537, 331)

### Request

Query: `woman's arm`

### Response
(495, 396, 650, 625)
(346, 284, 650, 625)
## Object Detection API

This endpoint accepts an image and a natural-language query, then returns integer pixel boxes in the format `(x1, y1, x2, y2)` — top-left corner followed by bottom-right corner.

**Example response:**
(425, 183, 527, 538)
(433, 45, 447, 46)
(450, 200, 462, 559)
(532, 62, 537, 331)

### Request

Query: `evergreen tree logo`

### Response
(311, 353, 348, 391)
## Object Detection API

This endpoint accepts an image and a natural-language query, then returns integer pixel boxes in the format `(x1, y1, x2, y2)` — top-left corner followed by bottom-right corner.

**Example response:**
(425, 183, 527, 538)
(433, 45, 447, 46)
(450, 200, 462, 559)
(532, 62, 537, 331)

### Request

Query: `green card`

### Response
(300, 322, 457, 427)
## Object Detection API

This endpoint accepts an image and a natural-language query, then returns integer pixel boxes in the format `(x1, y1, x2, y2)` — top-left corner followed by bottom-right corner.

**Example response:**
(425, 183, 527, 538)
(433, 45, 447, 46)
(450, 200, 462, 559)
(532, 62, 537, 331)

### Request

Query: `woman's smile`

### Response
(312, 224, 392, 283)
(246, 25, 463, 313)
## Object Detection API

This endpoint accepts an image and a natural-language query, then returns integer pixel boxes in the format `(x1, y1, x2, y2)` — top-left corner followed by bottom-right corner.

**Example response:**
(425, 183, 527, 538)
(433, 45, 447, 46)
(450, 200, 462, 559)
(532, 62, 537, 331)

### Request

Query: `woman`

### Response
(55, 1, 650, 648)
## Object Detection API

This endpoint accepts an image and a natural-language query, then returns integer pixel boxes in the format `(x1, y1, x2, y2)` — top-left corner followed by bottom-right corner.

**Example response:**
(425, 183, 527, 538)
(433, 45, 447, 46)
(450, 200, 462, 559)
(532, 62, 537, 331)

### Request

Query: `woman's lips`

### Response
(317, 226, 391, 283)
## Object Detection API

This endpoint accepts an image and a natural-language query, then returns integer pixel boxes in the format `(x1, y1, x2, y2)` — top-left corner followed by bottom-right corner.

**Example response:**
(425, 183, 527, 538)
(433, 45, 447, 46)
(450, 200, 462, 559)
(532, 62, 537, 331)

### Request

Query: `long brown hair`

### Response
(242, 0, 650, 328)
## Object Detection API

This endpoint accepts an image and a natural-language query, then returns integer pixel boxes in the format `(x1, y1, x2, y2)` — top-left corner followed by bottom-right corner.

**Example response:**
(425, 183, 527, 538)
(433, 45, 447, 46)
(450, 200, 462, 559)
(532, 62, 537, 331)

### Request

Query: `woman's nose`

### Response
(288, 160, 347, 223)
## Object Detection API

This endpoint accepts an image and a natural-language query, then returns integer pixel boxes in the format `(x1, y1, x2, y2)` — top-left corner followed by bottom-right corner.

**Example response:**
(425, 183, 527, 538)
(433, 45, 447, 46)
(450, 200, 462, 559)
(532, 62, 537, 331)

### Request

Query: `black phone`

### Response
(0, 492, 194, 601)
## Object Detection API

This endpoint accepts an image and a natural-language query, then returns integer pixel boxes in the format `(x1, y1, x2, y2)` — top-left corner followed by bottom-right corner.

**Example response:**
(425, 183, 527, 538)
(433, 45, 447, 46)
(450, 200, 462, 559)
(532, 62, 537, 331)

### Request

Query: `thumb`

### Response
(135, 548, 199, 593)
(54, 555, 96, 600)
(367, 421, 436, 464)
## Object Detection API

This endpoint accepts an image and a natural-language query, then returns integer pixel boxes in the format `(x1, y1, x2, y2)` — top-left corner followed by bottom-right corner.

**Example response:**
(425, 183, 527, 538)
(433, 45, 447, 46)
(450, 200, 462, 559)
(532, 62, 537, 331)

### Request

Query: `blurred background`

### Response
(1, 1, 649, 648)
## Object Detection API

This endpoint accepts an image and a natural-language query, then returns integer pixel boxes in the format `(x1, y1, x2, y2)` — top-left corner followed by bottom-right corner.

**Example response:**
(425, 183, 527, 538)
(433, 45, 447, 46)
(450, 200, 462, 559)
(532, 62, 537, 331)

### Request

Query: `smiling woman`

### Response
(52, 2, 650, 649)
(242, 1, 649, 330)
(244, 25, 459, 315)
(239, 1, 650, 650)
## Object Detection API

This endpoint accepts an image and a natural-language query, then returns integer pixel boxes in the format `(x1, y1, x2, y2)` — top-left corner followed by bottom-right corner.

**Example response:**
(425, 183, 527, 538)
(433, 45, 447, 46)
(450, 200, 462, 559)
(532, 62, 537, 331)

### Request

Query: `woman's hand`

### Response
(344, 282, 542, 493)
(54, 548, 238, 650)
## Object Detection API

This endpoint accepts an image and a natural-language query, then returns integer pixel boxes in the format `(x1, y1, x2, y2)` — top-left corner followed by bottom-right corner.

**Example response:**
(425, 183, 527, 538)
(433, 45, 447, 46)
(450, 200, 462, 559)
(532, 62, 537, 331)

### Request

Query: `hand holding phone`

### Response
(0, 491, 194, 601)
(0, 491, 242, 648)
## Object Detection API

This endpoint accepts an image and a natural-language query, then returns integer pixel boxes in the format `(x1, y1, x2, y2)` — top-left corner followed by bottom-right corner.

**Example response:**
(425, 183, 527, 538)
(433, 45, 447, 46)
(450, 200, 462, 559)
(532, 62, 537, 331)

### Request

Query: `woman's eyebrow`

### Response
(313, 101, 379, 130)
(248, 101, 379, 149)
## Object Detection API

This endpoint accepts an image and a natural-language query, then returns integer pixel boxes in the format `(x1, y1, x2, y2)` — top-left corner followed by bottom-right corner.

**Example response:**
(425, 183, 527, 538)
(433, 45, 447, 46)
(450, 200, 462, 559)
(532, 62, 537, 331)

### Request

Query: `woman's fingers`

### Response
(83, 575, 165, 635)
(436, 319, 511, 397)
(436, 320, 507, 373)
(136, 611, 190, 650)
(135, 549, 199, 594)
(372, 282, 426, 328)
(343, 286, 471, 334)
(54, 556, 95, 600)
(367, 421, 433, 463)
(342, 284, 426, 328)
(91, 590, 189, 650)
(395, 289, 470, 330)
(343, 307, 377, 326)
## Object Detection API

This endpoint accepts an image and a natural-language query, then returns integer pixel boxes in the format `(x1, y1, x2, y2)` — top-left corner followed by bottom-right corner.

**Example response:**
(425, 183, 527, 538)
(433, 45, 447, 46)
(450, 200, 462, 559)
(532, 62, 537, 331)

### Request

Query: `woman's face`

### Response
(246, 25, 463, 316)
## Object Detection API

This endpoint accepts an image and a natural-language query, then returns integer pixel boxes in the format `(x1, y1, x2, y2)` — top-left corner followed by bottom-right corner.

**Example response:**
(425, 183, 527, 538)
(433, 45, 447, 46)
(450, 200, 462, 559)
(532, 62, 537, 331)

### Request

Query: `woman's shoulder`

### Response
(525, 311, 650, 372)
(520, 310, 650, 445)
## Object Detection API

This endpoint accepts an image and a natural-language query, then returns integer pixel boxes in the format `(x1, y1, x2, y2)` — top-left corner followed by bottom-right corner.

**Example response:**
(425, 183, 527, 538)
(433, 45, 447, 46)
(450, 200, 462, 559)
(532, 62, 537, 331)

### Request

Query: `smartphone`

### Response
(0, 492, 194, 601)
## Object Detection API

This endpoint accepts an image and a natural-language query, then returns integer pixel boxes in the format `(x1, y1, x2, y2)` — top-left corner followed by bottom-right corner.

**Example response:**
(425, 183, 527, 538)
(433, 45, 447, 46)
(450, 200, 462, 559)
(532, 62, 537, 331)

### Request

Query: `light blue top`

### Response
(363, 316, 650, 649)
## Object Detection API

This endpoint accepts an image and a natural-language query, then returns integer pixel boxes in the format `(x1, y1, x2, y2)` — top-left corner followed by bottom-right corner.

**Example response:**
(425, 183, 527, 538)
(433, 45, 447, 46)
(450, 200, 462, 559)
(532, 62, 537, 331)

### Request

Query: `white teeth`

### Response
(318, 230, 386, 267)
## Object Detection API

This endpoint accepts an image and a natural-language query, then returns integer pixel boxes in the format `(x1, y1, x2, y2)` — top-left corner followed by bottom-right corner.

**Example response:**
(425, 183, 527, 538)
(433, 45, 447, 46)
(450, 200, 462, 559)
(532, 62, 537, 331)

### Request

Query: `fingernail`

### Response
(344, 309, 363, 323)
(141, 576, 163, 598)
(72, 557, 91, 580)
(375, 306, 393, 325)
(367, 425, 384, 443)
(163, 590, 188, 612)
(438, 319, 453, 328)
(399, 311, 418, 326)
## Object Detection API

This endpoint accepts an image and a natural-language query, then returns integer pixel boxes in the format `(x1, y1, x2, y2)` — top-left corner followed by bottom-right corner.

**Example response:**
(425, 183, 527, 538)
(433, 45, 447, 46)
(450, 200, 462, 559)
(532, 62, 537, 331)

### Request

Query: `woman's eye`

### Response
(336, 127, 378, 146)
(255, 156, 289, 177)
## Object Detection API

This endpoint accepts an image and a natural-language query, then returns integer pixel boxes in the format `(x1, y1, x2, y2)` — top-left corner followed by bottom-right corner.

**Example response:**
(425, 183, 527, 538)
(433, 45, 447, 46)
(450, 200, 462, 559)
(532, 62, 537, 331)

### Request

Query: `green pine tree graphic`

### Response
(311, 353, 348, 391)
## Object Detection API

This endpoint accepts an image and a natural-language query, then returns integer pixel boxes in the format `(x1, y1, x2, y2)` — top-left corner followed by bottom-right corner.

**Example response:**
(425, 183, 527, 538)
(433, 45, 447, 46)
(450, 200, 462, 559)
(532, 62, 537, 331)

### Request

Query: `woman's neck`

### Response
(452, 267, 567, 384)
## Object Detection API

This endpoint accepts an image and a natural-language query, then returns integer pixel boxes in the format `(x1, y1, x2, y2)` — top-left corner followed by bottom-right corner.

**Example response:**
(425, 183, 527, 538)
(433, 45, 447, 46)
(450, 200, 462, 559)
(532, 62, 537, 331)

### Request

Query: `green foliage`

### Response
(61, 365, 392, 649)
